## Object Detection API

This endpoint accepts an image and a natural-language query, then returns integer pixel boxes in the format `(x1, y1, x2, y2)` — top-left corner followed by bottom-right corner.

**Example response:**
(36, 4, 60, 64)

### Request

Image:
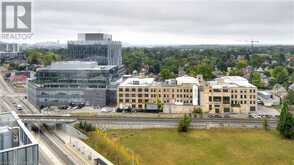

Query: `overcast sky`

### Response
(30, 0, 294, 45)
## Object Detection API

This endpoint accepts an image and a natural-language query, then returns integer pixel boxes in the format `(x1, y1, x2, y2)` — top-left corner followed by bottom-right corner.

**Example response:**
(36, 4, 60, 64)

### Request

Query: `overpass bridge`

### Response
(19, 114, 77, 123)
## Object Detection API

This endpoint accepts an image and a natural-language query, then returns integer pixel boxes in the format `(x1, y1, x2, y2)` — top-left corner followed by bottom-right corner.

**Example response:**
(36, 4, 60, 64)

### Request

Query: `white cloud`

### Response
(29, 0, 294, 44)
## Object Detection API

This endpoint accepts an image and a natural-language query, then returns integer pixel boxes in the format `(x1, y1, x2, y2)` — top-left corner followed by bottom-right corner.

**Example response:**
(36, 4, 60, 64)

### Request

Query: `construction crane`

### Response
(248, 40, 259, 50)
(238, 40, 260, 60)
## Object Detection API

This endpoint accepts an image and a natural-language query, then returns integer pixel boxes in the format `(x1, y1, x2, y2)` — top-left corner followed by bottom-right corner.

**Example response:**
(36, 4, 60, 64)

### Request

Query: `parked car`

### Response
(16, 104, 23, 111)
(78, 103, 85, 109)
(58, 105, 68, 110)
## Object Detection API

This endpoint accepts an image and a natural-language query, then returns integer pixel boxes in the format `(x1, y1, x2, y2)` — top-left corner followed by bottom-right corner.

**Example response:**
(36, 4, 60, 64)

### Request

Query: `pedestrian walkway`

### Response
(55, 127, 113, 165)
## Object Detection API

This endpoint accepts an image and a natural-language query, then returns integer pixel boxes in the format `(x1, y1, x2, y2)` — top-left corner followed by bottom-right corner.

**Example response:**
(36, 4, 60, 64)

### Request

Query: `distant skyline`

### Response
(4, 0, 294, 45)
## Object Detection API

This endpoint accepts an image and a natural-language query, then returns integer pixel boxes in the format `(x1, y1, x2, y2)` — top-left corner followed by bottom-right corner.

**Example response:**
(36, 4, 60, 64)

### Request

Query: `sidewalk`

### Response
(55, 126, 113, 165)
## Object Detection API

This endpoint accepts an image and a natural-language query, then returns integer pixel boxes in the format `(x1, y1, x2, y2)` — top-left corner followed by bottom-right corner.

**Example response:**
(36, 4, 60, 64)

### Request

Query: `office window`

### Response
(213, 96, 221, 102)
(224, 108, 230, 113)
(250, 106, 256, 111)
(223, 96, 230, 104)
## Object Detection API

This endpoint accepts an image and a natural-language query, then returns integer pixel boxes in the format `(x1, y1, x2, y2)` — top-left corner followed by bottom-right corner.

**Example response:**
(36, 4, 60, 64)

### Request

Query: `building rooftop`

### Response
(0, 111, 37, 151)
(209, 76, 256, 88)
(38, 61, 117, 71)
(176, 75, 199, 85)
(77, 33, 112, 41)
(119, 75, 199, 87)
(119, 77, 156, 87)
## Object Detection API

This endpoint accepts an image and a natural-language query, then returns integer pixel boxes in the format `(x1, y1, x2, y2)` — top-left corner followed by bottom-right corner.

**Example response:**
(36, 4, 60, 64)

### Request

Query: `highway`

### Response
(18, 114, 278, 129)
(0, 73, 90, 165)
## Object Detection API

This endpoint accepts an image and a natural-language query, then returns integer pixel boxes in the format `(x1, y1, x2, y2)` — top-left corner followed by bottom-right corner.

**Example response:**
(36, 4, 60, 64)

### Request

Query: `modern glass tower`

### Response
(67, 33, 122, 66)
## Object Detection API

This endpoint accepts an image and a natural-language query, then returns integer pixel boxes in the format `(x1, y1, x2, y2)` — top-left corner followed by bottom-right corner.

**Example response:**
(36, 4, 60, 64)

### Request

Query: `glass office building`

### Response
(27, 61, 120, 108)
(67, 33, 122, 66)
(0, 112, 39, 165)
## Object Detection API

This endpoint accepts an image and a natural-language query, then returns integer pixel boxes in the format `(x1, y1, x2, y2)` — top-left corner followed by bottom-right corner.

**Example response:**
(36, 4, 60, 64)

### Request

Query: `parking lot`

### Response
(249, 105, 280, 119)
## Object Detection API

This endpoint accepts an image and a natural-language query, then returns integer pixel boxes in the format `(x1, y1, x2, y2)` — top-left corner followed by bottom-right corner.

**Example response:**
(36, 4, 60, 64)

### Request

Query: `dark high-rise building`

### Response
(67, 33, 122, 66)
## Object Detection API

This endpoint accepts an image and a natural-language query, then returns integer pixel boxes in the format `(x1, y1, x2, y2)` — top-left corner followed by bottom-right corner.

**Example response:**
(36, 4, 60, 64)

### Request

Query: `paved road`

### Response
(0, 73, 89, 165)
(19, 114, 278, 129)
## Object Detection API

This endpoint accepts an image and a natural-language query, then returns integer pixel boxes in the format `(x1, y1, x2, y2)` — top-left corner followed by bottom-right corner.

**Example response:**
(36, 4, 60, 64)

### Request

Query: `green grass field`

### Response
(86, 128, 294, 165)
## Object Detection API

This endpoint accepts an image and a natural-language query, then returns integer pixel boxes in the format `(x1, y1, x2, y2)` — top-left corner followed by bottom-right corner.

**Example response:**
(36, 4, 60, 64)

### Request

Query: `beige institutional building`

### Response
(117, 75, 257, 114)
(203, 76, 257, 114)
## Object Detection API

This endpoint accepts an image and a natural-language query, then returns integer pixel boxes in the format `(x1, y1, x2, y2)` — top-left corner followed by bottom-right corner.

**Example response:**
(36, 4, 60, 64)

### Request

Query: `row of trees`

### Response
(249, 65, 294, 89)
(77, 121, 96, 132)
(123, 47, 293, 81)
(26, 49, 60, 66)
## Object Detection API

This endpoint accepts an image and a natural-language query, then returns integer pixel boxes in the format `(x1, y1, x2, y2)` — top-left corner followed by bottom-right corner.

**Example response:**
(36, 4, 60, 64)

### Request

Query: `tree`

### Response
(249, 54, 266, 67)
(26, 49, 60, 66)
(27, 49, 43, 64)
(289, 72, 294, 83)
(235, 58, 248, 70)
(287, 90, 294, 105)
(155, 98, 163, 112)
(190, 62, 214, 80)
(192, 107, 203, 118)
(229, 67, 243, 76)
(160, 68, 173, 80)
(178, 114, 192, 132)
(272, 66, 288, 84)
(250, 72, 264, 88)
(263, 119, 269, 131)
(272, 53, 286, 65)
(277, 102, 294, 139)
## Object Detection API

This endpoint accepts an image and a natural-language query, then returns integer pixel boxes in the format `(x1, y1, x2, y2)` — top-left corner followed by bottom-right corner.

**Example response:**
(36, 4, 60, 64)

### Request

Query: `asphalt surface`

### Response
(0, 74, 89, 165)
(19, 114, 278, 129)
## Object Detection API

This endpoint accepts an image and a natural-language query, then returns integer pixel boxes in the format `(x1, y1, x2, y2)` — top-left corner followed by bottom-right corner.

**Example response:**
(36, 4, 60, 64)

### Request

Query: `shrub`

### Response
(178, 114, 192, 132)
(263, 119, 269, 131)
